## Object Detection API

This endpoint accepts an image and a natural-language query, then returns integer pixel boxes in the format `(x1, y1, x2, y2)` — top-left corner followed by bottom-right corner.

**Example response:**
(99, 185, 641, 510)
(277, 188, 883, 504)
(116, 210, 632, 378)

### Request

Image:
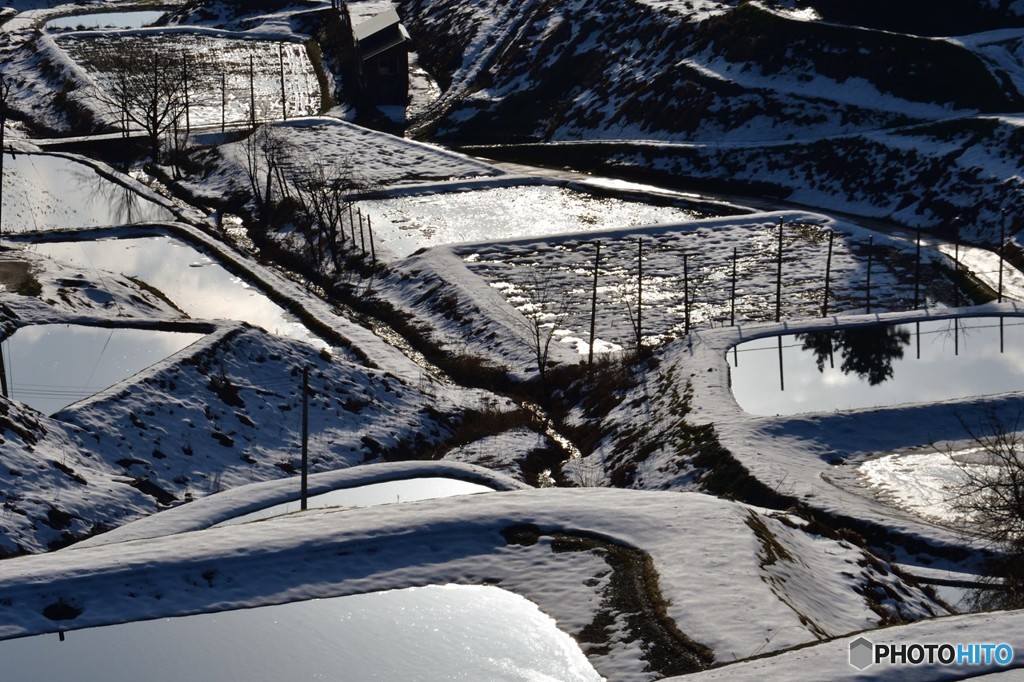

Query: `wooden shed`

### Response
(351, 6, 410, 105)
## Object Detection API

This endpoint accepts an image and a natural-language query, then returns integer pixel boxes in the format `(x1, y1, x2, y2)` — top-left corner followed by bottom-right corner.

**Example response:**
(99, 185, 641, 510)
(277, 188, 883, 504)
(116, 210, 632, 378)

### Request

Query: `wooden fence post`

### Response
(822, 229, 833, 318)
(588, 240, 600, 369)
(775, 218, 783, 322)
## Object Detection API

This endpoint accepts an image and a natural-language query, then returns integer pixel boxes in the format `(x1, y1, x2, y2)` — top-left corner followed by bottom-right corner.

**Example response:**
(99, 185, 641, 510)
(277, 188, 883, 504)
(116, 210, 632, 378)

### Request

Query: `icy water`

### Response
(0, 585, 601, 682)
(2, 324, 204, 415)
(217, 478, 494, 526)
(363, 184, 702, 258)
(730, 316, 1024, 415)
(44, 11, 164, 31)
(0, 154, 175, 233)
(33, 236, 327, 349)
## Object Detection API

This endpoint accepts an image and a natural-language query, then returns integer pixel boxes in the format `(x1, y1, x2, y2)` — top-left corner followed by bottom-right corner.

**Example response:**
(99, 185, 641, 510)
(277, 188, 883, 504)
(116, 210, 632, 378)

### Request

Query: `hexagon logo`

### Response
(849, 636, 875, 670)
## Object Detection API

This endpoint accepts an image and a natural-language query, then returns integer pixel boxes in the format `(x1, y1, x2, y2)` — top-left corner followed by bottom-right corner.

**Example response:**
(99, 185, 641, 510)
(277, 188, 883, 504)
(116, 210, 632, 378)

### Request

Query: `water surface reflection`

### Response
(3, 324, 204, 415)
(0, 585, 602, 681)
(1, 155, 174, 232)
(731, 317, 1024, 415)
(33, 236, 326, 349)
(44, 11, 165, 31)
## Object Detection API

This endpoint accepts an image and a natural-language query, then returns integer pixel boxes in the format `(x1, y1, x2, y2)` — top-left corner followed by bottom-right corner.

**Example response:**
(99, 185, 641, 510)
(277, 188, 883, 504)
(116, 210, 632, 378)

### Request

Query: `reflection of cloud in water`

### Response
(34, 237, 325, 348)
(1, 155, 174, 232)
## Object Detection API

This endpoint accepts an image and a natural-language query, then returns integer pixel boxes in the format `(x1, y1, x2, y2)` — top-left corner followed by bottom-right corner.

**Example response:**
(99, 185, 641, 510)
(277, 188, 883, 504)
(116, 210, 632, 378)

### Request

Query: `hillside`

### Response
(1, 1, 1024, 679)
(402, 0, 1024, 239)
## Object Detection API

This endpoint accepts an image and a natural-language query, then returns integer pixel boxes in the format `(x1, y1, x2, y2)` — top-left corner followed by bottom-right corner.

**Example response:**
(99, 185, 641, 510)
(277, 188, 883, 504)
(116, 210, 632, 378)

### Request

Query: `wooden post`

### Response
(588, 240, 600, 369)
(775, 218, 783, 322)
(181, 53, 191, 137)
(358, 208, 366, 255)
(368, 215, 376, 264)
(221, 71, 226, 133)
(249, 53, 256, 129)
(954, 223, 961, 308)
(822, 229, 834, 318)
(300, 366, 309, 511)
(777, 336, 785, 392)
(865, 236, 873, 314)
(730, 246, 737, 326)
(636, 238, 643, 352)
(683, 252, 690, 335)
(999, 210, 1006, 303)
(279, 43, 287, 120)
(0, 342, 9, 399)
(0, 77, 8, 238)
(914, 227, 921, 309)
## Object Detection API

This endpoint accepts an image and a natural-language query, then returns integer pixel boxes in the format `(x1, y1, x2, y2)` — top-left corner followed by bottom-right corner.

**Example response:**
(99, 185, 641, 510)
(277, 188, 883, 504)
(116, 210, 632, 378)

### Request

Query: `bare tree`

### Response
(947, 404, 1024, 609)
(88, 48, 186, 162)
(240, 124, 289, 220)
(291, 155, 361, 274)
(515, 267, 576, 389)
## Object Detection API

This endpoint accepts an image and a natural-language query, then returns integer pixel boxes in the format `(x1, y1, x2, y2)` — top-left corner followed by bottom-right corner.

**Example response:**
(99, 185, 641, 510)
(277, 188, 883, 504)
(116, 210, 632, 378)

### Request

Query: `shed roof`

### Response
(352, 6, 402, 43)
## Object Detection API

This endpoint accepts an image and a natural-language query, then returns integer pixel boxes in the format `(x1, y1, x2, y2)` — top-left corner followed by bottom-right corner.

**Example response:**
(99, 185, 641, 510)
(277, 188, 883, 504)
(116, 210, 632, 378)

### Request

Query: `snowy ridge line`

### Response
(0, 487, 940, 671)
(0, 313, 221, 338)
(52, 24, 312, 43)
(73, 460, 529, 548)
(32, 32, 96, 98)
(725, 303, 1024, 346)
(464, 112, 1009, 149)
(269, 115, 507, 178)
(351, 173, 548, 200)
(444, 209, 806, 253)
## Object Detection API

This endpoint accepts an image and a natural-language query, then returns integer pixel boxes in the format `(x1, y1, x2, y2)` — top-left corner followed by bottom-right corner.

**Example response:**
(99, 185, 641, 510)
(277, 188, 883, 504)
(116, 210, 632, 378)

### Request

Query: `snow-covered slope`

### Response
(400, 0, 1024, 238)
(0, 486, 947, 679)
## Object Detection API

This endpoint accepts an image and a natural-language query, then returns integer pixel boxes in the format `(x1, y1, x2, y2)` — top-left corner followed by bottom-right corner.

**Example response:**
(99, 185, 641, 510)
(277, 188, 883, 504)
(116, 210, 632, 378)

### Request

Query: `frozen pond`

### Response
(44, 11, 164, 31)
(1, 154, 175, 233)
(363, 185, 703, 258)
(216, 477, 494, 526)
(730, 316, 1024, 415)
(0, 585, 602, 681)
(32, 236, 327, 349)
(2, 324, 204, 415)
